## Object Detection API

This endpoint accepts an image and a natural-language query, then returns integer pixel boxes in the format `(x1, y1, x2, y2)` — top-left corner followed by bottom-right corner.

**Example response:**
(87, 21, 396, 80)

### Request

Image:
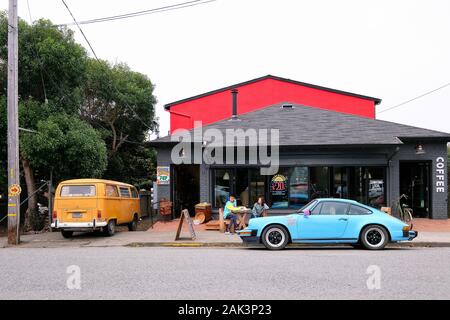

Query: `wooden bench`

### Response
(204, 208, 230, 232)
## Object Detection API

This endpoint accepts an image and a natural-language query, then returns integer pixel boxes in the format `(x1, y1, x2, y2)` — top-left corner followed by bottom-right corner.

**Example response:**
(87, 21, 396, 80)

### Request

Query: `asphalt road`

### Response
(0, 246, 449, 300)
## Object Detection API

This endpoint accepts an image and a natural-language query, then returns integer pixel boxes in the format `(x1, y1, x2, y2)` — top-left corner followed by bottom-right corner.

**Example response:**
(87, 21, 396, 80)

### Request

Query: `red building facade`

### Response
(165, 75, 381, 132)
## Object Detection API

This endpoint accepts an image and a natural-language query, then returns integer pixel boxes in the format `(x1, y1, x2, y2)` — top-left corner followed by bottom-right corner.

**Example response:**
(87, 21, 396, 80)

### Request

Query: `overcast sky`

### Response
(1, 0, 450, 137)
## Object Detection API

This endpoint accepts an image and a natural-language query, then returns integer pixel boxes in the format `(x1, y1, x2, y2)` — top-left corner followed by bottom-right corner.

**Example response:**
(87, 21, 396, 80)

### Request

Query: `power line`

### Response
(61, 0, 98, 60)
(60, 0, 155, 133)
(56, 0, 217, 27)
(377, 81, 450, 114)
(26, 0, 48, 103)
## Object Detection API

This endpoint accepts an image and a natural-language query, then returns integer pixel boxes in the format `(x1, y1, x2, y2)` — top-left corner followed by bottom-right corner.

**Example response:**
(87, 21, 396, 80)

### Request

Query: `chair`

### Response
(219, 208, 231, 233)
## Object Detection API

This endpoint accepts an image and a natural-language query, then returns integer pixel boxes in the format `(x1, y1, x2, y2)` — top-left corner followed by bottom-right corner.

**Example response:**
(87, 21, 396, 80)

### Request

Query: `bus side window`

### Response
(131, 187, 139, 199)
(106, 185, 119, 198)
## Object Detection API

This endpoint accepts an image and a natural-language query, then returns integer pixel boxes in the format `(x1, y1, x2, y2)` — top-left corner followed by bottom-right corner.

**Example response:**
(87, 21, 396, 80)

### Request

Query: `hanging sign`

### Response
(157, 166, 170, 185)
(270, 174, 287, 196)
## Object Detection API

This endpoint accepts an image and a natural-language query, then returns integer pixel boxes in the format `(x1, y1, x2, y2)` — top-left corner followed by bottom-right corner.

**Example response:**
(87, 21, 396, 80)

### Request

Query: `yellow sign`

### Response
(8, 184, 21, 196)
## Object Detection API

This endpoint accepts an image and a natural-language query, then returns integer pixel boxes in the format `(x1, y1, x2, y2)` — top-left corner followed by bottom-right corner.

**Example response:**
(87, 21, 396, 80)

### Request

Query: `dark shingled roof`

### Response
(150, 103, 450, 147)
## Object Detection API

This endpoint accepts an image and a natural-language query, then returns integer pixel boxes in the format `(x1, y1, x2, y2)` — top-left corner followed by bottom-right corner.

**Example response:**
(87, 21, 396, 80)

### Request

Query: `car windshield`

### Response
(297, 200, 318, 213)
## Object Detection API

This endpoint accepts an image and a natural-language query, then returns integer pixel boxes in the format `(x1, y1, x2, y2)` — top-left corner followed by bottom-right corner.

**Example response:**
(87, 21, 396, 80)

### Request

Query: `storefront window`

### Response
(249, 168, 266, 206)
(212, 166, 386, 209)
(289, 167, 309, 209)
(310, 167, 329, 200)
(236, 168, 249, 207)
(214, 169, 232, 208)
(366, 167, 385, 208)
(270, 168, 290, 208)
(333, 167, 348, 198)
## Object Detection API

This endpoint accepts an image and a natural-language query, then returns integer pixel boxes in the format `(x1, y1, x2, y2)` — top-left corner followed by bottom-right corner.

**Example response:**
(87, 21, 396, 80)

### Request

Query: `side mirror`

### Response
(303, 209, 311, 217)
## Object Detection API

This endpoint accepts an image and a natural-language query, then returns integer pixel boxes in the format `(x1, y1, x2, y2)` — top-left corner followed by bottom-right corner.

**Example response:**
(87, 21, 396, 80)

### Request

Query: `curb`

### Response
(125, 242, 450, 248)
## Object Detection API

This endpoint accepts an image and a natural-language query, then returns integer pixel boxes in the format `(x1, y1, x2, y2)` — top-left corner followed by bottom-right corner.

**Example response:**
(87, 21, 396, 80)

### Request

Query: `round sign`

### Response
(8, 184, 21, 196)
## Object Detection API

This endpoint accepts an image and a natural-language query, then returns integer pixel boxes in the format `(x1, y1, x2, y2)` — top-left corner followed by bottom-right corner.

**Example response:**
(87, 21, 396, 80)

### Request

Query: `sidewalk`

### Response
(1, 217, 450, 249)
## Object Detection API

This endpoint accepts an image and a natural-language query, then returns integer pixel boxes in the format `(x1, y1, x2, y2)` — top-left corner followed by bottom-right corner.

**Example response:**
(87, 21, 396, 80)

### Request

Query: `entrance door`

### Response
(172, 165, 200, 217)
(400, 162, 431, 218)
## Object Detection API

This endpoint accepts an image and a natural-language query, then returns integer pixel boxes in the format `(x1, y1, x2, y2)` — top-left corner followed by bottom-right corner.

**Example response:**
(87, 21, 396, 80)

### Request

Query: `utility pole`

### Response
(7, 0, 20, 245)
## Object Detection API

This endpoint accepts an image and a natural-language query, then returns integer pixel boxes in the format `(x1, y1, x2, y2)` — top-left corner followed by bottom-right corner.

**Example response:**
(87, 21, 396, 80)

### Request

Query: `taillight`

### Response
(52, 210, 57, 219)
(97, 210, 102, 219)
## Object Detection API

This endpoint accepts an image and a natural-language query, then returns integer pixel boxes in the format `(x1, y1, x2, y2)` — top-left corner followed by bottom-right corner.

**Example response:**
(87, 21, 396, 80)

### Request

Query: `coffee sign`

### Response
(435, 157, 446, 193)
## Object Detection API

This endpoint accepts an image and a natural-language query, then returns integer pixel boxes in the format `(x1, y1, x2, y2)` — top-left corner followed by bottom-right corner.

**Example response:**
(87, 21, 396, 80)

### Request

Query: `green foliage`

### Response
(21, 114, 107, 181)
(82, 59, 157, 143)
(0, 11, 157, 193)
(0, 12, 87, 112)
(81, 59, 158, 185)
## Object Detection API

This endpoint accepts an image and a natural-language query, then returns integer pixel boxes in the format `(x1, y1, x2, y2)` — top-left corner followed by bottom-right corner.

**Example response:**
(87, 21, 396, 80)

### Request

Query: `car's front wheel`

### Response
(261, 225, 289, 250)
(360, 225, 388, 250)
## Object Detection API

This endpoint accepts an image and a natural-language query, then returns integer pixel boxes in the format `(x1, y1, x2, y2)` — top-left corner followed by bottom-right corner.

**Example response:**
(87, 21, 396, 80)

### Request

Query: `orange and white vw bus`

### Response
(51, 179, 140, 238)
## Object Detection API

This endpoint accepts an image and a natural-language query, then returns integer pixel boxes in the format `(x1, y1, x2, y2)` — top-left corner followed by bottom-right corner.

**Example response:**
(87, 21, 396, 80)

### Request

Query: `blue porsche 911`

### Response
(237, 198, 418, 250)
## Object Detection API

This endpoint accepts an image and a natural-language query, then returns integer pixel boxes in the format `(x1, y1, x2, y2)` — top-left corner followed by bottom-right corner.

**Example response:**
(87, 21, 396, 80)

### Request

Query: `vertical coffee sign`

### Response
(435, 157, 446, 193)
(157, 166, 170, 185)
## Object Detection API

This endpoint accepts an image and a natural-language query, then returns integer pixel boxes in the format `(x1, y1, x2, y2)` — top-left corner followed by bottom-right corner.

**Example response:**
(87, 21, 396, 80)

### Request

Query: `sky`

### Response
(1, 0, 450, 138)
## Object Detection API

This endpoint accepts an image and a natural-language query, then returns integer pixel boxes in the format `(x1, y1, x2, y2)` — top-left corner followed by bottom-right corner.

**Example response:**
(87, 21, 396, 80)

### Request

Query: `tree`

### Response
(81, 59, 158, 186)
(21, 114, 107, 182)
(0, 13, 91, 228)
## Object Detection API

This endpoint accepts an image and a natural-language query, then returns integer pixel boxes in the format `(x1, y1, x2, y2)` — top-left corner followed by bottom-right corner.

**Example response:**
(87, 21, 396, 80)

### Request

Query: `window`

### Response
(310, 167, 329, 199)
(348, 204, 372, 215)
(289, 167, 309, 209)
(106, 185, 119, 198)
(214, 169, 232, 208)
(249, 168, 266, 206)
(236, 168, 249, 207)
(318, 202, 349, 215)
(131, 188, 139, 199)
(119, 187, 131, 198)
(270, 168, 290, 208)
(311, 202, 322, 215)
(61, 185, 95, 197)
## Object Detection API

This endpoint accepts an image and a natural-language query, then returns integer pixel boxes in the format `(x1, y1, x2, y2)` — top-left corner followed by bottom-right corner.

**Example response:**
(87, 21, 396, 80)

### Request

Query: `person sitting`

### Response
(224, 195, 239, 234)
(251, 196, 269, 219)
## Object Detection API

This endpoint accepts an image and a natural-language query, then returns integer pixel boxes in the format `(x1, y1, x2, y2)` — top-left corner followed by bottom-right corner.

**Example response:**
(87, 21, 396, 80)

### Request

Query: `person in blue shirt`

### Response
(223, 195, 239, 234)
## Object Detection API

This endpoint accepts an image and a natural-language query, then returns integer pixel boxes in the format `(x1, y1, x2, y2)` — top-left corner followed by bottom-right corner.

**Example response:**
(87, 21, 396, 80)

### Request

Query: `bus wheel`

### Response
(128, 215, 138, 231)
(103, 220, 116, 237)
(61, 230, 73, 239)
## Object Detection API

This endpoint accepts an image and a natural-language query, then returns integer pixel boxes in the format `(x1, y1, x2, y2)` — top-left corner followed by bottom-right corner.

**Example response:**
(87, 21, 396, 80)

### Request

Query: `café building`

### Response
(150, 75, 449, 219)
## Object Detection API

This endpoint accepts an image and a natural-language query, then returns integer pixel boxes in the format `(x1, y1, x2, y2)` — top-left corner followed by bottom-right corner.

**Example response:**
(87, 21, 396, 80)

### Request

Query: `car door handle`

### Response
(338, 218, 348, 221)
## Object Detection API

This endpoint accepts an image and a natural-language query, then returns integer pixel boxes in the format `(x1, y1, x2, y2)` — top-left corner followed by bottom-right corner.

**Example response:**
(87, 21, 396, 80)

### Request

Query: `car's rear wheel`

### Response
(103, 219, 116, 237)
(61, 230, 73, 239)
(128, 214, 138, 231)
(360, 225, 388, 250)
(261, 225, 289, 250)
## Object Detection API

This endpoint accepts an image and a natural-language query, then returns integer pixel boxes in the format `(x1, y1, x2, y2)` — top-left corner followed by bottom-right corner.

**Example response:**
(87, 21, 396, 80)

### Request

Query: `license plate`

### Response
(72, 212, 82, 218)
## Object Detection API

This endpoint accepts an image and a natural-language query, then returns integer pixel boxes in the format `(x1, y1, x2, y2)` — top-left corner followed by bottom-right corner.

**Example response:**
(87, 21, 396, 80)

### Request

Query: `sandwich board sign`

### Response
(175, 209, 196, 241)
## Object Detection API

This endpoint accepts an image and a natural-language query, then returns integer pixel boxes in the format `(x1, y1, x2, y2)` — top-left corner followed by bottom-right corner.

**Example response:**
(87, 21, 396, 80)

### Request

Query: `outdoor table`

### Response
(235, 208, 251, 230)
